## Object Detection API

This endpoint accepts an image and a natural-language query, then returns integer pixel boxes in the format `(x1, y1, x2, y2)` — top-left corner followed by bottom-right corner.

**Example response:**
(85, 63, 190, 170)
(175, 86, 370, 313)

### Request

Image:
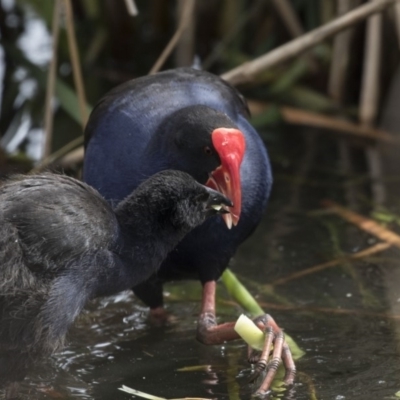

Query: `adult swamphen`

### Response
(83, 67, 295, 395)
(0, 170, 231, 395)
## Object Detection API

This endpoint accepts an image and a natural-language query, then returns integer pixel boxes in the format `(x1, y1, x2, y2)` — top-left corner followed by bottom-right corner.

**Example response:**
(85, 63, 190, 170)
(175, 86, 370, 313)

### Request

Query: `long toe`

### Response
(251, 314, 296, 395)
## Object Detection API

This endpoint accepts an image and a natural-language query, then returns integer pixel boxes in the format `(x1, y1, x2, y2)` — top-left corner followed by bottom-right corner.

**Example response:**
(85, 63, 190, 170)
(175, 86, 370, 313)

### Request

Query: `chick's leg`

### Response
(133, 278, 170, 323)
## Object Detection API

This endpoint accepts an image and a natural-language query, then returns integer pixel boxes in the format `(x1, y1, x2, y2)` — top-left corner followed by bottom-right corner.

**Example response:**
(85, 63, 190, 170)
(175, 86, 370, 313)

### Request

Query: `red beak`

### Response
(205, 128, 245, 229)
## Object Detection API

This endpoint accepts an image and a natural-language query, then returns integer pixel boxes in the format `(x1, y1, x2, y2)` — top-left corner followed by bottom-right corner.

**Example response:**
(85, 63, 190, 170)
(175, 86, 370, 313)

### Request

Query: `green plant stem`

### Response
(222, 269, 264, 317)
(222, 269, 305, 359)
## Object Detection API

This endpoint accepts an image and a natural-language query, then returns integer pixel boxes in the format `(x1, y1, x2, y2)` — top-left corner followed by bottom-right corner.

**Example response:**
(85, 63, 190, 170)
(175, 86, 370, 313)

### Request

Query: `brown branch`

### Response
(43, 0, 61, 159)
(64, 0, 88, 128)
(271, 242, 391, 286)
(258, 301, 400, 320)
(30, 137, 83, 174)
(149, 0, 195, 74)
(270, 0, 317, 71)
(328, 0, 353, 103)
(58, 146, 84, 168)
(280, 106, 400, 143)
(174, 0, 195, 67)
(221, 0, 397, 85)
(247, 100, 400, 144)
(201, 1, 265, 70)
(359, 0, 382, 126)
(270, 0, 304, 37)
(322, 200, 400, 248)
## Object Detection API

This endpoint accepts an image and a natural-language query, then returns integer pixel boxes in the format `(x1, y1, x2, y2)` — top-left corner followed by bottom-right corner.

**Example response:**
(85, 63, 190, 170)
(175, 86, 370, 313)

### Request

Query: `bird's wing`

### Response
(0, 174, 118, 273)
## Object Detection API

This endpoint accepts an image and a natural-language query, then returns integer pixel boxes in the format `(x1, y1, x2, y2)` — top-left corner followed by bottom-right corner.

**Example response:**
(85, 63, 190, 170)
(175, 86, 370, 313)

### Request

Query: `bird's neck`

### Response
(114, 200, 190, 284)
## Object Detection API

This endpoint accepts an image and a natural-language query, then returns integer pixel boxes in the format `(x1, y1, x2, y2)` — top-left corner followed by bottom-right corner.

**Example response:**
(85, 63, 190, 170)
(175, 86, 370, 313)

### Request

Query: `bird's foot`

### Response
(196, 311, 240, 345)
(248, 314, 296, 396)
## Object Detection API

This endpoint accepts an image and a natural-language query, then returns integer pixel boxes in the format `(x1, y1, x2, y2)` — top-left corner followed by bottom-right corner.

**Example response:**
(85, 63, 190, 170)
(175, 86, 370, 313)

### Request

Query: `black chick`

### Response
(0, 170, 231, 390)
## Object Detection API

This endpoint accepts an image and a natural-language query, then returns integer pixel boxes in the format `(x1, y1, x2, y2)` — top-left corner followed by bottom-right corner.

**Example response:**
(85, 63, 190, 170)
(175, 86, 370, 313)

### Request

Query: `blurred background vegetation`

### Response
(1, 0, 400, 183)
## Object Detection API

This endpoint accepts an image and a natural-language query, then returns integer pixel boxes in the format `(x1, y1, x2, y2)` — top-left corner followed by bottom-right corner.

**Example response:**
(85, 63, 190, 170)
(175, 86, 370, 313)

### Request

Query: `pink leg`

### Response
(196, 281, 240, 344)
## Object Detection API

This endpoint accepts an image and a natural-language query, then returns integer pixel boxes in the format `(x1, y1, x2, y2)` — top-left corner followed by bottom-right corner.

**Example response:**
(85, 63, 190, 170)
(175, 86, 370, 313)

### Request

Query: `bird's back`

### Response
(0, 174, 118, 275)
(0, 174, 119, 371)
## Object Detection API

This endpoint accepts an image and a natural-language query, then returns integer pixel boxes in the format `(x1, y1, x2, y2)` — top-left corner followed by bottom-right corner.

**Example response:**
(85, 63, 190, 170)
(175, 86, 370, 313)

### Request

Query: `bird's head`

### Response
(119, 170, 233, 235)
(168, 105, 245, 229)
(176, 174, 234, 230)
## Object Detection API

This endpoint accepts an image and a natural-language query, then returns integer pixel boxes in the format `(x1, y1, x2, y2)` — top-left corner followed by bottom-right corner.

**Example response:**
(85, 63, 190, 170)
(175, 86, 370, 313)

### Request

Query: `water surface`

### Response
(6, 128, 400, 400)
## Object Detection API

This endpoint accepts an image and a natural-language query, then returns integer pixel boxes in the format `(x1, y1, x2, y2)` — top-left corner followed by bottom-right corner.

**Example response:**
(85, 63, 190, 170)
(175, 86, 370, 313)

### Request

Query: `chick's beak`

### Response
(203, 186, 233, 218)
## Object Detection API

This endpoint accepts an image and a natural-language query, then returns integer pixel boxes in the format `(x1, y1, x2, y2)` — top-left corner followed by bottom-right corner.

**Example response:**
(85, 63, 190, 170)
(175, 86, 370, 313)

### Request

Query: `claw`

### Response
(248, 346, 261, 364)
(282, 343, 296, 385)
(250, 314, 296, 395)
(248, 358, 268, 383)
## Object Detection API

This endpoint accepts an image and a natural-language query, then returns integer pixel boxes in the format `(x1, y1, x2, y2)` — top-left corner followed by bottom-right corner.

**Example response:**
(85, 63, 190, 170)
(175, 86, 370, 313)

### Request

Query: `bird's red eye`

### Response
(204, 146, 213, 156)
